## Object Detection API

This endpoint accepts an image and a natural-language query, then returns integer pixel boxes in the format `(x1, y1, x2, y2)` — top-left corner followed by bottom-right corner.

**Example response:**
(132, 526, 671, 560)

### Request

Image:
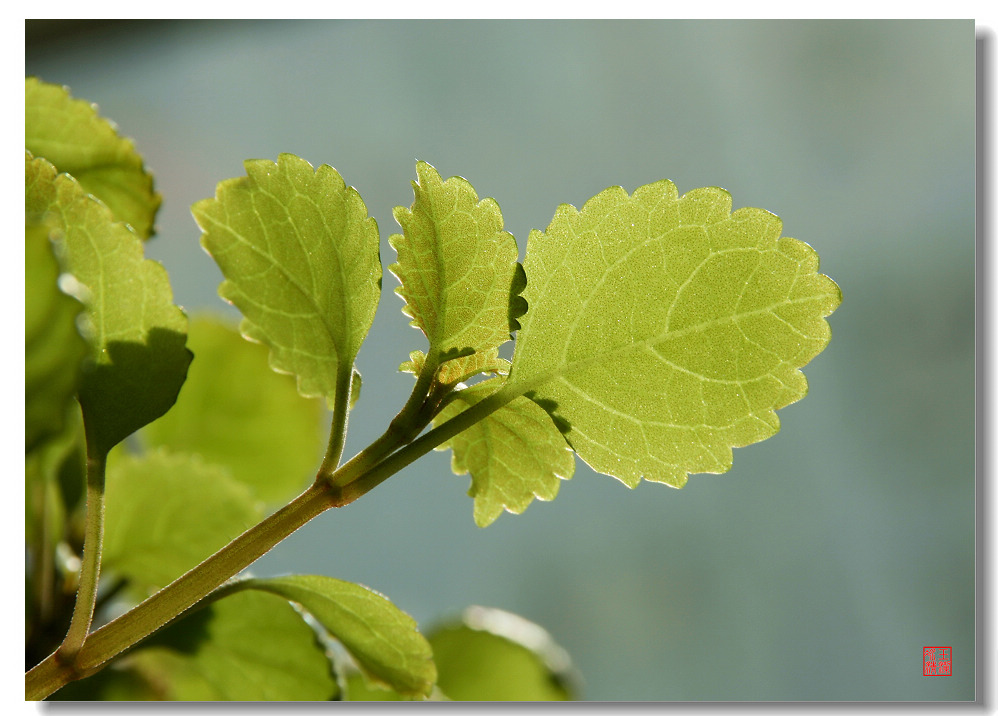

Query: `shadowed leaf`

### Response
(141, 315, 324, 504)
(25, 220, 86, 453)
(239, 575, 436, 698)
(25, 153, 191, 456)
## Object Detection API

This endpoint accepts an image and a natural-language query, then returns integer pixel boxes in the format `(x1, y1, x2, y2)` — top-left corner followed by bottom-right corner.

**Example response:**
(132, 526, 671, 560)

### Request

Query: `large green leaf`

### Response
(56, 590, 338, 700)
(25, 153, 191, 457)
(239, 575, 436, 698)
(25, 77, 161, 239)
(193, 153, 380, 409)
(141, 315, 324, 504)
(426, 606, 578, 701)
(508, 181, 841, 487)
(389, 161, 518, 366)
(24, 220, 87, 453)
(102, 450, 262, 595)
(435, 379, 574, 527)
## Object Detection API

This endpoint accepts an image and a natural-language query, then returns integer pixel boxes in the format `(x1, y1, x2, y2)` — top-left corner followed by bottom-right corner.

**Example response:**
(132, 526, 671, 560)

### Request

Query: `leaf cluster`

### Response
(25, 77, 840, 701)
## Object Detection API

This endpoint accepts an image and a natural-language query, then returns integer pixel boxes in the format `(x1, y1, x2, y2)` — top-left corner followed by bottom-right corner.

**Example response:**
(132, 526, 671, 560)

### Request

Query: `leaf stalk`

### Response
(55, 439, 107, 663)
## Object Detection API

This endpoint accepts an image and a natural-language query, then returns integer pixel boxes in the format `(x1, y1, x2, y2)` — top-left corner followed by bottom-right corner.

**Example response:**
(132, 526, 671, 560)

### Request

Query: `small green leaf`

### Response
(102, 450, 262, 595)
(435, 379, 574, 527)
(193, 153, 381, 411)
(389, 161, 519, 365)
(240, 575, 436, 698)
(25, 220, 87, 453)
(509, 181, 841, 487)
(25, 77, 161, 239)
(141, 315, 324, 504)
(400, 348, 510, 386)
(342, 669, 409, 700)
(25, 153, 191, 457)
(427, 606, 578, 701)
(118, 590, 337, 700)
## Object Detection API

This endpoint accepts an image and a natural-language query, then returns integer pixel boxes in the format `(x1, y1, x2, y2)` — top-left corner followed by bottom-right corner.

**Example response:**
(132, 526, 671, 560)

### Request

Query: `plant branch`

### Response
(325, 349, 443, 489)
(25, 366, 520, 701)
(335, 380, 520, 505)
(26, 479, 337, 700)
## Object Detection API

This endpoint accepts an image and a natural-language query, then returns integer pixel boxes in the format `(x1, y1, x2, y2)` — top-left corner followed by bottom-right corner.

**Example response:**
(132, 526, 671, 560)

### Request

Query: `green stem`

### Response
(26, 480, 336, 700)
(326, 350, 443, 489)
(317, 368, 355, 478)
(56, 444, 107, 663)
(337, 381, 520, 504)
(25, 369, 519, 701)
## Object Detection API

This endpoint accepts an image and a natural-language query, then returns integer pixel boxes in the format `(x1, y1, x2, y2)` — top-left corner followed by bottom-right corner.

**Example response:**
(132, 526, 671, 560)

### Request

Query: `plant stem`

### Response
(26, 479, 336, 700)
(25, 370, 519, 701)
(318, 368, 355, 478)
(337, 381, 519, 504)
(56, 443, 107, 663)
(325, 350, 442, 489)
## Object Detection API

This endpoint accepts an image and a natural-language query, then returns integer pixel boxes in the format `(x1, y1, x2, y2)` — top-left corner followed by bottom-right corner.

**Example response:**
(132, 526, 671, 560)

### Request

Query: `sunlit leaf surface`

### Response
(193, 153, 381, 410)
(510, 181, 840, 487)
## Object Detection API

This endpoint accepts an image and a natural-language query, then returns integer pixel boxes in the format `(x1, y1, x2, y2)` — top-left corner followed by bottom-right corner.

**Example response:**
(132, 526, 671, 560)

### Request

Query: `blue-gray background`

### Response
(26, 20, 976, 701)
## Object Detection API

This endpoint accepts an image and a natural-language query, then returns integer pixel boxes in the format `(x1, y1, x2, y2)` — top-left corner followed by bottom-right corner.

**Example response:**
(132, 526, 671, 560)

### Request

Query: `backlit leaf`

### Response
(25, 153, 191, 456)
(508, 181, 840, 487)
(25, 77, 161, 238)
(240, 575, 436, 698)
(193, 153, 380, 410)
(389, 161, 518, 369)
(435, 379, 574, 527)
(141, 315, 324, 504)
(25, 220, 87, 453)
(427, 606, 578, 701)
(103, 450, 262, 595)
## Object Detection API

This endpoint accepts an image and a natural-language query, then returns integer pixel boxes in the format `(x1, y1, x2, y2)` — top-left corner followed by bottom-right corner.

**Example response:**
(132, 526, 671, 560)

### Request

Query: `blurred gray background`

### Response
(26, 19, 976, 701)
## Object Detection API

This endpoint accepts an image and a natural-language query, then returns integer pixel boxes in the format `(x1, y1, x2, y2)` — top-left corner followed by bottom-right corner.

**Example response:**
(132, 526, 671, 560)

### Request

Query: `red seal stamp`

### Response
(923, 646, 952, 676)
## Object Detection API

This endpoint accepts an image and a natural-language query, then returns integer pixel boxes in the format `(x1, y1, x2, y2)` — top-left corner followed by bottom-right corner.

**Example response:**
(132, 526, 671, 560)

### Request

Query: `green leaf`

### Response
(48, 663, 164, 701)
(508, 181, 841, 487)
(389, 161, 519, 365)
(25, 77, 161, 239)
(193, 153, 381, 411)
(24, 220, 87, 453)
(342, 669, 409, 700)
(25, 153, 191, 457)
(102, 450, 262, 595)
(141, 315, 324, 504)
(239, 575, 436, 698)
(435, 379, 574, 527)
(400, 348, 510, 386)
(427, 606, 578, 701)
(94, 590, 337, 700)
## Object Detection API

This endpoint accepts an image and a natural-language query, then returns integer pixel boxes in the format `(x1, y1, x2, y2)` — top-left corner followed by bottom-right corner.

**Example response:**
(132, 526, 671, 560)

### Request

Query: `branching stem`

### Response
(25, 358, 521, 701)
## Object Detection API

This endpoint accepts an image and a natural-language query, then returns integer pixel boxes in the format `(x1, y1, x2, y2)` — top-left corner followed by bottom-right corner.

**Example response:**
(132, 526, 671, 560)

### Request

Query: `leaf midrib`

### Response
(508, 292, 818, 399)
(198, 209, 351, 369)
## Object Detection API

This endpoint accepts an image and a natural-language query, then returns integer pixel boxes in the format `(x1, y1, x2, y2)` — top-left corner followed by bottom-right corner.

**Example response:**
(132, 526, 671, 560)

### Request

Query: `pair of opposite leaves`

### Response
(193, 155, 840, 527)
